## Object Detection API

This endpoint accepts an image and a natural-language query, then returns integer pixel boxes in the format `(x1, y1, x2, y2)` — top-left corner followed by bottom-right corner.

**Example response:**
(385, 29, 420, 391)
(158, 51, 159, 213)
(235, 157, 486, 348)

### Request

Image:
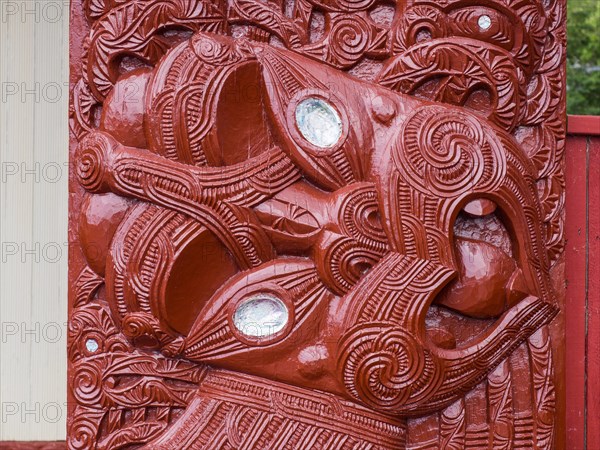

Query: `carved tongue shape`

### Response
(435, 237, 523, 319)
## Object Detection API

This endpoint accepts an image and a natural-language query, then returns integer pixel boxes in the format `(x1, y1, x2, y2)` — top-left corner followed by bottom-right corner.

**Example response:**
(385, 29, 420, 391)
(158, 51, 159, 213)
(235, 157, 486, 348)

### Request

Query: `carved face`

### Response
(76, 30, 557, 417)
(70, 0, 565, 447)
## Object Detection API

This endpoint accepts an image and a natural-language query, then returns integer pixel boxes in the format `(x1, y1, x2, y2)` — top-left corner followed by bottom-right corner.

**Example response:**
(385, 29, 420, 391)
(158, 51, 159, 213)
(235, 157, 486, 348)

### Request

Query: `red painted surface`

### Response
(0, 443, 65, 449)
(0, 110, 593, 446)
(586, 135, 600, 450)
(564, 127, 600, 450)
(565, 135, 588, 450)
(66, 0, 567, 447)
(568, 115, 600, 136)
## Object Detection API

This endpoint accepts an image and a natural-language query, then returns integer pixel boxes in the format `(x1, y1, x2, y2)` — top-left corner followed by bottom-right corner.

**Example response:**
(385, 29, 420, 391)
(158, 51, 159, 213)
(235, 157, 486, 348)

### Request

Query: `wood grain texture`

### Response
(0, 0, 69, 441)
(564, 132, 600, 450)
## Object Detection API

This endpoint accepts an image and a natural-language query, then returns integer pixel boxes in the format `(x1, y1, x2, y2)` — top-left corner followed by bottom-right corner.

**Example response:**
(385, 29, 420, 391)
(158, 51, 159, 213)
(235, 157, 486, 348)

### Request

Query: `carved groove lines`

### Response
(488, 360, 514, 450)
(69, 0, 565, 447)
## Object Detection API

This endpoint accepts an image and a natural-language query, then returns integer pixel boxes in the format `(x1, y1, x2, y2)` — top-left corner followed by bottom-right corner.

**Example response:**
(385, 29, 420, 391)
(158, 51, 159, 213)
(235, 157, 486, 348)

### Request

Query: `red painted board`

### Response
(568, 115, 600, 136)
(565, 136, 588, 450)
(587, 136, 600, 449)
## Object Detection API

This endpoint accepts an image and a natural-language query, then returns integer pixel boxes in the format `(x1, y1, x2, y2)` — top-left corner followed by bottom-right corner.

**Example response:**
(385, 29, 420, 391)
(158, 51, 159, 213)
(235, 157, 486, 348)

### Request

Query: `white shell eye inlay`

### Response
(295, 97, 343, 148)
(233, 294, 289, 338)
(86, 338, 99, 353)
(478, 15, 492, 30)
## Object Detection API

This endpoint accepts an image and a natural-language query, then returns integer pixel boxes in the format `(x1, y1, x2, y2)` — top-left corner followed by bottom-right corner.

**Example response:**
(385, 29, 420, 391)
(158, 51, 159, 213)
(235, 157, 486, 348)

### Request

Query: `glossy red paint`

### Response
(61, 0, 570, 447)
(585, 135, 600, 450)
(565, 135, 588, 450)
(10, 128, 600, 450)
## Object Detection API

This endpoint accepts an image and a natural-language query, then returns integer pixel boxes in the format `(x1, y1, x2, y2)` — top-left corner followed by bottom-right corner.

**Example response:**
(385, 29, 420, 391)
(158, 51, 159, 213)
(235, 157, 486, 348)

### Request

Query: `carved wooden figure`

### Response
(68, 0, 567, 448)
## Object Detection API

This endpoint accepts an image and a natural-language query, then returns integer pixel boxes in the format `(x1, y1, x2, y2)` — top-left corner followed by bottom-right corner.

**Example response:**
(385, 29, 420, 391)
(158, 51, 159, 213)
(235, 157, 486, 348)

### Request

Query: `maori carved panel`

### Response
(68, 0, 566, 448)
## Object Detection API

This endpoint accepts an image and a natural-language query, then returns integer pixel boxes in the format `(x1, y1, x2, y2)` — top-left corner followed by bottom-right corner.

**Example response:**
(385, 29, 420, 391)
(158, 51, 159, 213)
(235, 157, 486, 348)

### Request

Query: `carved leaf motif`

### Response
(86, 0, 226, 101)
(74, 266, 104, 307)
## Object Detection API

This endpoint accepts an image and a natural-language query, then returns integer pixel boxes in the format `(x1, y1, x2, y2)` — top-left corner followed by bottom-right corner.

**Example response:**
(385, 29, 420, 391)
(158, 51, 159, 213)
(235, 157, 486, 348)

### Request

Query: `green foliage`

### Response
(567, 0, 600, 115)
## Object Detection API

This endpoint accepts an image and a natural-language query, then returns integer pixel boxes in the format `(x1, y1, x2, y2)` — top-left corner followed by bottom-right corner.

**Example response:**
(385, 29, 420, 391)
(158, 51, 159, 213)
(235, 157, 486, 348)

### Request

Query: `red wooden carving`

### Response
(68, 0, 567, 448)
(0, 444, 66, 450)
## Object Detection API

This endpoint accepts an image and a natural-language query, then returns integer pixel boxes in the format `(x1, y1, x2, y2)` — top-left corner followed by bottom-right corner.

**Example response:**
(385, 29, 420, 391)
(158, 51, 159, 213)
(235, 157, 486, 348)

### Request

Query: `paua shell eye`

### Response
(85, 338, 99, 353)
(232, 294, 289, 338)
(295, 97, 343, 148)
(478, 14, 492, 30)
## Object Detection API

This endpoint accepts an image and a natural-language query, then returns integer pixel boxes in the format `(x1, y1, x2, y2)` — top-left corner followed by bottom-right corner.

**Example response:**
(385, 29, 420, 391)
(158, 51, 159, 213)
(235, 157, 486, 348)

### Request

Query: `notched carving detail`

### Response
(69, 0, 566, 447)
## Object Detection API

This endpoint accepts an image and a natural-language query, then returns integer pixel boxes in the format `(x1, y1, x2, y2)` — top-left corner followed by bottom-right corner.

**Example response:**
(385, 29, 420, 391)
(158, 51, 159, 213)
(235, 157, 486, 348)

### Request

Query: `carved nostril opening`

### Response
(164, 230, 239, 335)
(463, 85, 493, 113)
(154, 26, 194, 47)
(308, 9, 325, 43)
(350, 259, 374, 278)
(214, 61, 274, 165)
(365, 209, 382, 230)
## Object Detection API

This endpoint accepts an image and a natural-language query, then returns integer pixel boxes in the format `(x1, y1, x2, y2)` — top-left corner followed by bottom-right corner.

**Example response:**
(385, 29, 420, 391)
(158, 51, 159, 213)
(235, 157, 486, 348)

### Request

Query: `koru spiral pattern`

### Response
(69, 0, 566, 448)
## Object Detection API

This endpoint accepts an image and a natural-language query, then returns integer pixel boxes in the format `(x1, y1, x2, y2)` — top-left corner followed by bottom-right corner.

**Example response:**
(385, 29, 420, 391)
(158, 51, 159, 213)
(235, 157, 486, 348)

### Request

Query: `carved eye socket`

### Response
(478, 15, 492, 30)
(85, 338, 99, 353)
(295, 97, 343, 148)
(232, 294, 289, 338)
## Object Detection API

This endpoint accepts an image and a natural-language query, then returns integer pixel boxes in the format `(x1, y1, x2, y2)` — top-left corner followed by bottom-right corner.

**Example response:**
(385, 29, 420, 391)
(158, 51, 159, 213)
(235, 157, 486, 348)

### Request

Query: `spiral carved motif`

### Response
(338, 184, 387, 246)
(338, 324, 442, 413)
(317, 233, 383, 294)
(120, 312, 176, 348)
(192, 32, 249, 65)
(69, 415, 100, 450)
(394, 106, 506, 198)
(121, 313, 155, 338)
(327, 15, 371, 67)
(68, 0, 565, 447)
(72, 361, 104, 407)
(393, 5, 449, 51)
(76, 133, 114, 193)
